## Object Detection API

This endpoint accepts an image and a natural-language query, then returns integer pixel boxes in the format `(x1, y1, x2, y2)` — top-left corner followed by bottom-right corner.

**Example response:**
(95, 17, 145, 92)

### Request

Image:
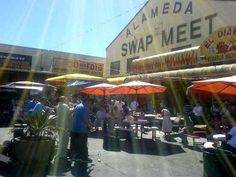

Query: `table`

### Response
(120, 119, 149, 139)
(155, 116, 184, 122)
(132, 120, 149, 139)
(213, 134, 226, 142)
(144, 114, 158, 119)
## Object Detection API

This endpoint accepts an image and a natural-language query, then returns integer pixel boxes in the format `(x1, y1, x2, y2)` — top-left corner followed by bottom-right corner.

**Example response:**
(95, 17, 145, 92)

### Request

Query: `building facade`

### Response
(106, 0, 236, 113)
(105, 0, 236, 78)
(0, 44, 105, 84)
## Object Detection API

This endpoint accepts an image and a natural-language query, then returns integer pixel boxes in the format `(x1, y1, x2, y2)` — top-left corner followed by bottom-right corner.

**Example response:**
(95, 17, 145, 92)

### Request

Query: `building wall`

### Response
(0, 44, 105, 83)
(105, 0, 236, 77)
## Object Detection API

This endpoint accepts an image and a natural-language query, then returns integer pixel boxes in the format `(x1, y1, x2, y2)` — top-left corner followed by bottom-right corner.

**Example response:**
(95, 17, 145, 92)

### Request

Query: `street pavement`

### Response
(0, 127, 206, 177)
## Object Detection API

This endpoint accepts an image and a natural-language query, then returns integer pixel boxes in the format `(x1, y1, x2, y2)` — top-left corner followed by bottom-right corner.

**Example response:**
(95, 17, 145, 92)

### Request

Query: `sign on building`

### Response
(0, 52, 32, 71)
(131, 46, 199, 74)
(200, 26, 236, 64)
(106, 0, 236, 76)
(52, 58, 104, 76)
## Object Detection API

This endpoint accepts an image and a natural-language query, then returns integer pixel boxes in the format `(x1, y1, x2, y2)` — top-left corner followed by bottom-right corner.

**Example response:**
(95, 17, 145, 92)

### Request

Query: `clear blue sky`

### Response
(0, 0, 148, 57)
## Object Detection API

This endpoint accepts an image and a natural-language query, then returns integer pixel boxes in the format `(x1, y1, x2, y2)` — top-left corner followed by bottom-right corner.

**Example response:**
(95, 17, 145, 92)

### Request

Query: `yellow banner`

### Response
(200, 26, 236, 63)
(131, 47, 198, 74)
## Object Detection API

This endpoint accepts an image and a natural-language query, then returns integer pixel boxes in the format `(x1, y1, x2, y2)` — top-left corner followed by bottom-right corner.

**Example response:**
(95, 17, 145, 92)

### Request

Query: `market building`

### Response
(0, 44, 105, 84)
(105, 0, 236, 113)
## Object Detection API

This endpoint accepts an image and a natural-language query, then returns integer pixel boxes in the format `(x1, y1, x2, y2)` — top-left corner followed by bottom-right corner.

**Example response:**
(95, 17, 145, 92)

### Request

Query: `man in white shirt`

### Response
(56, 96, 71, 161)
(114, 97, 124, 112)
(192, 103, 203, 124)
(130, 100, 138, 111)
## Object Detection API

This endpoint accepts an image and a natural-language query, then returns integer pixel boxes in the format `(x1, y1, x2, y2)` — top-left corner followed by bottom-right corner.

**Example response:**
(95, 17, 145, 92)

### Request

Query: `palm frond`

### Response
(25, 111, 57, 139)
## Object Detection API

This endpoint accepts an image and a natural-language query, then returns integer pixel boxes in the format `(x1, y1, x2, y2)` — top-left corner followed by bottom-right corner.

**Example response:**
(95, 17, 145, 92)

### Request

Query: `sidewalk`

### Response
(0, 128, 205, 177)
(52, 130, 205, 177)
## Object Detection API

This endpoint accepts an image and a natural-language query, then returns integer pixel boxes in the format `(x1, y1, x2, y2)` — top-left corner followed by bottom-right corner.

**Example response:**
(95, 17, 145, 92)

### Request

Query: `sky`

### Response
(0, 0, 148, 57)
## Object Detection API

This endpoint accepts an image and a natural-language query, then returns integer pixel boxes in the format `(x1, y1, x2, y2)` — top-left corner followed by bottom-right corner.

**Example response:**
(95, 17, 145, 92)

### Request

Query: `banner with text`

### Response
(131, 47, 199, 74)
(52, 58, 104, 76)
(200, 26, 236, 64)
(0, 52, 32, 71)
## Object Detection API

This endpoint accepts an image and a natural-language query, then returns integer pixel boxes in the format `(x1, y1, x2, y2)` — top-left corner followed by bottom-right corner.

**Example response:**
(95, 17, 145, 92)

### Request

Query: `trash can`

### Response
(203, 146, 222, 177)
(203, 143, 234, 177)
(216, 148, 236, 177)
(103, 135, 120, 151)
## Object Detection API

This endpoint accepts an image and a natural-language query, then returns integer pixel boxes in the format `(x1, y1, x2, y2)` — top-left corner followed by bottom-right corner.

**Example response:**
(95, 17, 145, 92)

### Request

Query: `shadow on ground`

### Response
(121, 138, 186, 156)
(0, 157, 95, 177)
(88, 131, 104, 139)
(49, 160, 94, 177)
(0, 161, 50, 177)
(187, 143, 204, 152)
(90, 131, 187, 156)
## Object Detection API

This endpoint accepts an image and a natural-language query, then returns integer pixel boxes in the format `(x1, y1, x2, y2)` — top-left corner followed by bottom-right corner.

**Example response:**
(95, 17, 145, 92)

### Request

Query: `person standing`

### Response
(70, 95, 92, 163)
(123, 109, 134, 129)
(130, 99, 138, 112)
(24, 95, 38, 115)
(161, 106, 172, 141)
(192, 103, 203, 125)
(222, 126, 236, 154)
(106, 107, 116, 135)
(113, 106, 123, 126)
(31, 97, 47, 115)
(210, 101, 220, 117)
(94, 105, 106, 132)
(56, 96, 71, 162)
(114, 97, 124, 112)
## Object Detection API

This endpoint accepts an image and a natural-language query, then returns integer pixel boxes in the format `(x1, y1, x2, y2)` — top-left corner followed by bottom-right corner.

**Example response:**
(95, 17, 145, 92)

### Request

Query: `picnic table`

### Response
(122, 119, 149, 139)
(133, 119, 149, 139)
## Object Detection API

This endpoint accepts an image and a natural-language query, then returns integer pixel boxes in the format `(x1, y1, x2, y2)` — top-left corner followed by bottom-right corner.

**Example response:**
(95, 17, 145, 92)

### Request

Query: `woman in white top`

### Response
(161, 107, 172, 140)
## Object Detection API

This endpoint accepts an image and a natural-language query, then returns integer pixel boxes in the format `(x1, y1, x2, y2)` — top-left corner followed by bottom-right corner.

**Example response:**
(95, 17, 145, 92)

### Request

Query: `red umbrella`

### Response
(192, 75, 236, 95)
(109, 80, 166, 95)
(186, 85, 213, 97)
(80, 83, 116, 96)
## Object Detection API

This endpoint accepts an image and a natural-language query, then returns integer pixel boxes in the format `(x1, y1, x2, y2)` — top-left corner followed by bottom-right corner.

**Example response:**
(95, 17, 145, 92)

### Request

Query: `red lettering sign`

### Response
(131, 48, 198, 74)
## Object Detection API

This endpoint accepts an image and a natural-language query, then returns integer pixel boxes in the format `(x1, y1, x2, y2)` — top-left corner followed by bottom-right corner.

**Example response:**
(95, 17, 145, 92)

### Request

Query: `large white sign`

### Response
(106, 0, 236, 76)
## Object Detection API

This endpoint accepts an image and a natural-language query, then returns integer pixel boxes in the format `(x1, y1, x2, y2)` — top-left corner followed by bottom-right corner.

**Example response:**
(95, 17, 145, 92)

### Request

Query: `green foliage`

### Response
(25, 111, 57, 139)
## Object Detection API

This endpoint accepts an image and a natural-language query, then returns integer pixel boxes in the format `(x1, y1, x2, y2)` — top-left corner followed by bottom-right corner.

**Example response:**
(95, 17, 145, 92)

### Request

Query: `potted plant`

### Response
(14, 111, 57, 165)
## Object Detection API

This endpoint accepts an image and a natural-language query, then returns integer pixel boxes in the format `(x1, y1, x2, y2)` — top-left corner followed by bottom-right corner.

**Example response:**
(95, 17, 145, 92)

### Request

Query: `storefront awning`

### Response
(126, 63, 236, 82)
(131, 46, 200, 74)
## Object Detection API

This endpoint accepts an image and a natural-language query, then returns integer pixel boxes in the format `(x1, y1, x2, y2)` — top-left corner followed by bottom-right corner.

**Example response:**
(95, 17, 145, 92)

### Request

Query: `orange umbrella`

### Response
(109, 80, 166, 95)
(186, 85, 213, 97)
(192, 75, 236, 95)
(80, 83, 116, 96)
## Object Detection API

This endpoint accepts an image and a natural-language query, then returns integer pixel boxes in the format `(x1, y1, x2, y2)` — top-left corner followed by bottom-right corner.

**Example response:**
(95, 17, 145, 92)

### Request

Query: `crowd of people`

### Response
(5, 91, 236, 166)
(16, 94, 150, 164)
(183, 100, 236, 154)
(184, 100, 236, 133)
